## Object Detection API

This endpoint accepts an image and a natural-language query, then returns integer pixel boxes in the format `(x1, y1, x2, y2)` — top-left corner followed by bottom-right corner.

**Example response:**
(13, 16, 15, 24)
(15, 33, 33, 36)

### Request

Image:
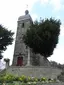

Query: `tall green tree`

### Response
(23, 18, 61, 58)
(0, 25, 14, 59)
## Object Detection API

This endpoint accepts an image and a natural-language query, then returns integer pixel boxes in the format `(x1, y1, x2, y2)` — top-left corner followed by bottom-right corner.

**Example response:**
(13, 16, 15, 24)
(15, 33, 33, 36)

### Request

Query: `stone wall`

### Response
(34, 82, 64, 85)
(12, 14, 32, 66)
(0, 82, 64, 85)
(6, 66, 62, 79)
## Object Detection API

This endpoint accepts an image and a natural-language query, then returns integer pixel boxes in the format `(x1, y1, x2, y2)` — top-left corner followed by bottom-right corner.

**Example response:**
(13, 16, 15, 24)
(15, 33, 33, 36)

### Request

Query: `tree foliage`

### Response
(0, 25, 14, 59)
(23, 18, 61, 58)
(4, 58, 10, 62)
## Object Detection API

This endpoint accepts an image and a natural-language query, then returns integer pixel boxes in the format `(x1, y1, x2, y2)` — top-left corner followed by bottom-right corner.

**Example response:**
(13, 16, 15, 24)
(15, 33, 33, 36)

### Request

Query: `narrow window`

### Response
(22, 23, 24, 28)
(26, 45, 28, 49)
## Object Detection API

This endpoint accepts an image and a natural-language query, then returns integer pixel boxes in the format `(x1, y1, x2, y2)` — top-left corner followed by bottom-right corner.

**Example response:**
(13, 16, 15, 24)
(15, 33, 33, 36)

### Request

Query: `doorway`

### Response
(17, 57, 23, 66)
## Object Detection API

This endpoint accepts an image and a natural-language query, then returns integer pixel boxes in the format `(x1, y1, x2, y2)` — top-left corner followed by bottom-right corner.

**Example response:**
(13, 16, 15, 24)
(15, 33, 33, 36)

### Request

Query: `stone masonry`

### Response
(12, 10, 32, 66)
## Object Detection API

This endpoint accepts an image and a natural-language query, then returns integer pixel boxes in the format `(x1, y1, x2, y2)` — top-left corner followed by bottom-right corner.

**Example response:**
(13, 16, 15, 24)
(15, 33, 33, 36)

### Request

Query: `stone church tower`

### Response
(12, 10, 32, 66)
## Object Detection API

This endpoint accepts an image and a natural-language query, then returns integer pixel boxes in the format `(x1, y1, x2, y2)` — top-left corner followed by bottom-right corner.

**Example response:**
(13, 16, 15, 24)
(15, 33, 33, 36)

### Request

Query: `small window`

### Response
(22, 23, 24, 28)
(26, 45, 28, 49)
(22, 34, 24, 37)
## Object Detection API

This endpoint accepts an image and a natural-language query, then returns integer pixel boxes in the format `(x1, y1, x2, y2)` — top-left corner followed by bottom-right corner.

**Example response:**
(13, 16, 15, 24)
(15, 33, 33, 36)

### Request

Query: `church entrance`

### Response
(17, 57, 23, 66)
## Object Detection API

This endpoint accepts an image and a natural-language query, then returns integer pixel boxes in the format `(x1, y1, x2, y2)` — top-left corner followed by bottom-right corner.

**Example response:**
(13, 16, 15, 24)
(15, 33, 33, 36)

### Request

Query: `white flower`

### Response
(27, 82, 31, 85)
(33, 81, 37, 84)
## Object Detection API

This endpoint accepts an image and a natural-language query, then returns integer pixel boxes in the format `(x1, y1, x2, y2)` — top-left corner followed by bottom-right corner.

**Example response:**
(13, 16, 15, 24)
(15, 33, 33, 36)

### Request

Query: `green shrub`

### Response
(19, 75, 27, 83)
(0, 74, 58, 83)
(41, 77, 47, 82)
(3, 74, 15, 82)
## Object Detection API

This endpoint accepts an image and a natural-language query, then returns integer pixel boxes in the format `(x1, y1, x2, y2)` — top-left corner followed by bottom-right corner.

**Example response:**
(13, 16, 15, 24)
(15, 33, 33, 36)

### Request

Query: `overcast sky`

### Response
(0, 0, 64, 66)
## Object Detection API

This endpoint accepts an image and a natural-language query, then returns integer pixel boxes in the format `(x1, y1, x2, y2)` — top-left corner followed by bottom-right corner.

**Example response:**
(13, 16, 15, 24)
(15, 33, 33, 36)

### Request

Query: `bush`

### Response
(0, 74, 58, 83)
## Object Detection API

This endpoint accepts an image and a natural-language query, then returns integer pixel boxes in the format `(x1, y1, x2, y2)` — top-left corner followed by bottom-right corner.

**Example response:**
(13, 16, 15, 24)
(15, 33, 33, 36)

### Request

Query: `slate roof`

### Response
(18, 14, 32, 21)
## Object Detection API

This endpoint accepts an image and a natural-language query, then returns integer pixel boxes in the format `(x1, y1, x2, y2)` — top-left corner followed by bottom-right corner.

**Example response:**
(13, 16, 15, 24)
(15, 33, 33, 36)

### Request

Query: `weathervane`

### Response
(26, 4, 28, 10)
(25, 4, 29, 15)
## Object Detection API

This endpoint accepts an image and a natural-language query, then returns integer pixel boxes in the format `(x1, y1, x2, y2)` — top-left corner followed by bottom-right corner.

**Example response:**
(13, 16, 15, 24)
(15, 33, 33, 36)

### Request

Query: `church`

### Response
(12, 9, 49, 66)
(4, 10, 62, 79)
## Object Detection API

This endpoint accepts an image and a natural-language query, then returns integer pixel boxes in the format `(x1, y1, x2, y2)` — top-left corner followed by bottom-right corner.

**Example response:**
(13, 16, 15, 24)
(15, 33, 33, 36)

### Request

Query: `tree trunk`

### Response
(39, 55, 50, 66)
(43, 57, 50, 66)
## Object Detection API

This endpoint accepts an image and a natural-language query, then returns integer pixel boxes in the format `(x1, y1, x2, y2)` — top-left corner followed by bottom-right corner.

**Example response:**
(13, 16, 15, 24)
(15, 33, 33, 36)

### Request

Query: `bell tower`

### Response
(12, 10, 32, 66)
